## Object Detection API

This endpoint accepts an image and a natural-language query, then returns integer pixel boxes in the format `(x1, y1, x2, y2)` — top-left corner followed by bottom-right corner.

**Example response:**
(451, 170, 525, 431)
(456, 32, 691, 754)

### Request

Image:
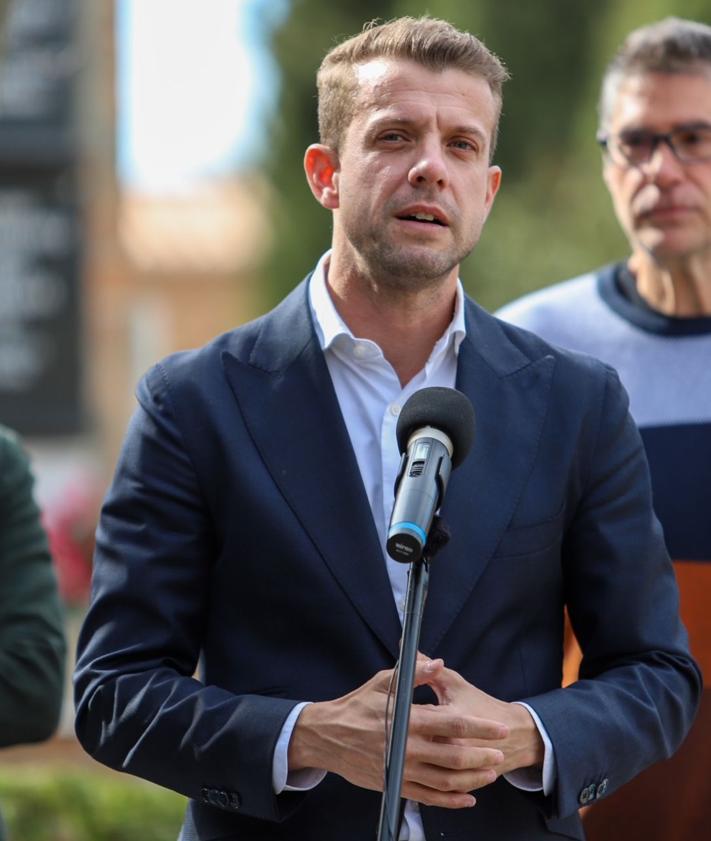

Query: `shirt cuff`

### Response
(272, 701, 327, 793)
(503, 702, 555, 795)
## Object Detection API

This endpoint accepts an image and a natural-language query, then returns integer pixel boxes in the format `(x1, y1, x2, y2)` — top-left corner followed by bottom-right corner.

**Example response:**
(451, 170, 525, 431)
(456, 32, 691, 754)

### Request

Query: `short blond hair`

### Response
(317, 17, 509, 159)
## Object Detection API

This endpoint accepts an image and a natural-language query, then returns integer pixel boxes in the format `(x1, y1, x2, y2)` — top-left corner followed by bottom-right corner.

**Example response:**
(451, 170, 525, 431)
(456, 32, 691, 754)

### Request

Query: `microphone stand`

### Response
(376, 517, 450, 841)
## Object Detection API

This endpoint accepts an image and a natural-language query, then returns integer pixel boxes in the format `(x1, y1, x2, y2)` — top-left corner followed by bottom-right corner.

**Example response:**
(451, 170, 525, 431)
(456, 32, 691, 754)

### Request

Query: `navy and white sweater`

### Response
(497, 263, 711, 681)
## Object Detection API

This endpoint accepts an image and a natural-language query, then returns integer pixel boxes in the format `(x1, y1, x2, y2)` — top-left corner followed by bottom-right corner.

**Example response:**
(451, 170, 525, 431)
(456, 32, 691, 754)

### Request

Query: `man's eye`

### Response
(620, 132, 650, 149)
(675, 129, 711, 148)
(380, 132, 406, 142)
(678, 131, 700, 144)
(671, 127, 711, 160)
(450, 139, 477, 152)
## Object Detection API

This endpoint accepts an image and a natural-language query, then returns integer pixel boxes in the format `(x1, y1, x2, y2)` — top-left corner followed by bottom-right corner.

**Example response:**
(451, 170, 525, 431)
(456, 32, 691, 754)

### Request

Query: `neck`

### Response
(630, 251, 711, 316)
(325, 255, 459, 387)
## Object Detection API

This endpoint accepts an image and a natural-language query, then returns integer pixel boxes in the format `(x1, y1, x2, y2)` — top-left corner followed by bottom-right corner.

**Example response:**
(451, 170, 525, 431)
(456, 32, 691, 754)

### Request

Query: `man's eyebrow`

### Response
(368, 114, 420, 129)
(450, 123, 488, 141)
(368, 115, 487, 140)
(674, 120, 711, 131)
(619, 120, 711, 133)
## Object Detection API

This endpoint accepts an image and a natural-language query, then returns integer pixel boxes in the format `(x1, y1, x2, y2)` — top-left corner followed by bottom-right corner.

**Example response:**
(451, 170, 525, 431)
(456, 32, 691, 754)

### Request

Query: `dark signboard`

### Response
(0, 0, 77, 145)
(0, 0, 83, 435)
(0, 168, 81, 434)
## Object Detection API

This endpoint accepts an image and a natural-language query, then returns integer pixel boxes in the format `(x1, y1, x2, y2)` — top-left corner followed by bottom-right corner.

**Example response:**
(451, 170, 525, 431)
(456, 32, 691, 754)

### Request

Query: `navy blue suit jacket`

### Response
(74, 279, 701, 840)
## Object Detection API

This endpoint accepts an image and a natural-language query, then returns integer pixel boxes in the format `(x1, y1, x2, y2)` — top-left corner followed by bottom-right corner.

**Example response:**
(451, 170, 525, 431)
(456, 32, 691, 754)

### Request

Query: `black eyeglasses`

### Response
(597, 125, 711, 166)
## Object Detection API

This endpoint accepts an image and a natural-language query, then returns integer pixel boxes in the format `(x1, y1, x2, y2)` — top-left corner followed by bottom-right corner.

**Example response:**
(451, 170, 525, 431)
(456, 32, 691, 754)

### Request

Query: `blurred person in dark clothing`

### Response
(0, 425, 66, 838)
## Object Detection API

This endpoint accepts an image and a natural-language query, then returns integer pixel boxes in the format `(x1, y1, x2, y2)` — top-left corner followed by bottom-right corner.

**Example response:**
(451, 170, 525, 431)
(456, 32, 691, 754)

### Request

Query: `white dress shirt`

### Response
(272, 252, 553, 839)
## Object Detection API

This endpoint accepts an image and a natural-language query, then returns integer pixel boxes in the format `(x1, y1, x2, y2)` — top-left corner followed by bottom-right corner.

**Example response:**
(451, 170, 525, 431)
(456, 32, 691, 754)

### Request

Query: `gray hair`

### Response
(599, 17, 711, 127)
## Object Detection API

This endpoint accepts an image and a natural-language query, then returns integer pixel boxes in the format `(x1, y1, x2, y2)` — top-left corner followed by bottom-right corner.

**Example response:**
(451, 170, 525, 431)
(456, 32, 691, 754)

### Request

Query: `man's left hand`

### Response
(423, 663, 545, 776)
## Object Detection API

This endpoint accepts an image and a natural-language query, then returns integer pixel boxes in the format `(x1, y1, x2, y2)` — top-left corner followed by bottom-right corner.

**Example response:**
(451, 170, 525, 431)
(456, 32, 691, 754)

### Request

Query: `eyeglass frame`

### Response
(596, 123, 711, 167)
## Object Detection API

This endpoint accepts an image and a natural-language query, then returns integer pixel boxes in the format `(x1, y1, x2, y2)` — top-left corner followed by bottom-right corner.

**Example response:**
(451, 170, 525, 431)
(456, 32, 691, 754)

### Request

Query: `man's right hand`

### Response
(287, 659, 507, 808)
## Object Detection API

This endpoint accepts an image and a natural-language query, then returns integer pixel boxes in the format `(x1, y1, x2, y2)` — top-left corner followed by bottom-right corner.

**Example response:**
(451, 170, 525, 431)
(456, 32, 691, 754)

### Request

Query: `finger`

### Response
(420, 664, 469, 704)
(416, 650, 439, 664)
(407, 762, 499, 796)
(370, 657, 443, 693)
(413, 657, 444, 686)
(408, 740, 504, 774)
(415, 654, 450, 704)
(368, 667, 397, 693)
(403, 740, 503, 798)
(400, 781, 477, 809)
(411, 708, 509, 741)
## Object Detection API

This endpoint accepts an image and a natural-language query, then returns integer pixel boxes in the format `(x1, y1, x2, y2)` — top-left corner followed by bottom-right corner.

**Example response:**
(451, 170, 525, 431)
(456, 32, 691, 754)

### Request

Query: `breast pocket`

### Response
(493, 506, 566, 559)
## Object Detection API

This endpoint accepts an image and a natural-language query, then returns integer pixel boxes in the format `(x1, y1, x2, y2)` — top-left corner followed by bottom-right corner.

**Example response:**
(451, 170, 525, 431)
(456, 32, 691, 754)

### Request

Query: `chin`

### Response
(637, 230, 703, 263)
(375, 246, 458, 281)
(643, 243, 703, 266)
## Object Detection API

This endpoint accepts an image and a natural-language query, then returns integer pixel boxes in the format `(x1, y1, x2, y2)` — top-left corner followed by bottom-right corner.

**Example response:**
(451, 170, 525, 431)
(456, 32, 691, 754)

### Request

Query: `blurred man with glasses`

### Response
(498, 17, 711, 841)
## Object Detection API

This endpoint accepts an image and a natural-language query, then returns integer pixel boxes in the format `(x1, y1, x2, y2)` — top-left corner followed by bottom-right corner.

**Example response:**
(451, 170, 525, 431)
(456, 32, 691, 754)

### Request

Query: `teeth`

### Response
(413, 213, 436, 222)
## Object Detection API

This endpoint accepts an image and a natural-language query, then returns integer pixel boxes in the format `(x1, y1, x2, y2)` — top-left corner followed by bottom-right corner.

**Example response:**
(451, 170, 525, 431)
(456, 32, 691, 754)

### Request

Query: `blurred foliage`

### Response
(0, 1, 6, 58)
(262, 0, 710, 312)
(0, 769, 185, 841)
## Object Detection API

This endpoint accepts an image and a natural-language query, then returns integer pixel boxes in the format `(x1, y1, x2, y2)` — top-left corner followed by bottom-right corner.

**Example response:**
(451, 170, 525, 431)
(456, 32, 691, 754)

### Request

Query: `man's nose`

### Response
(408, 142, 449, 188)
(642, 140, 685, 187)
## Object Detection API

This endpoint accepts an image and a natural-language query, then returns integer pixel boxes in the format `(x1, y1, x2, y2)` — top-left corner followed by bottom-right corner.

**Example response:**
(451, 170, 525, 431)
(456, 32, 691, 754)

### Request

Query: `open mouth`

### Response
(397, 212, 447, 226)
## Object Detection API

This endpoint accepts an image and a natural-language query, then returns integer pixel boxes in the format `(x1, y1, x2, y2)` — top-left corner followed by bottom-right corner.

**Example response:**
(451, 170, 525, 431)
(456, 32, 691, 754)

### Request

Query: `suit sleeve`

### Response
(522, 365, 702, 819)
(73, 364, 305, 822)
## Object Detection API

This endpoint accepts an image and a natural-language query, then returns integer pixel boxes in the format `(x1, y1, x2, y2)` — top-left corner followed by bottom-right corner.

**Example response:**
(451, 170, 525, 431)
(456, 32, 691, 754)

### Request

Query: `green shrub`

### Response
(0, 769, 185, 841)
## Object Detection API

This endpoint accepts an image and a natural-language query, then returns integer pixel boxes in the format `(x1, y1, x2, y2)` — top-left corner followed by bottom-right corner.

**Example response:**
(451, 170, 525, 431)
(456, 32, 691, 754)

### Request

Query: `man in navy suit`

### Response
(74, 17, 701, 841)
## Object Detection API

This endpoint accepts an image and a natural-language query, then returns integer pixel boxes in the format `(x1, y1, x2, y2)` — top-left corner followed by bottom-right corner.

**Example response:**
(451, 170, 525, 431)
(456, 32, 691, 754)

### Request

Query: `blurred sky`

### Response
(116, 0, 288, 193)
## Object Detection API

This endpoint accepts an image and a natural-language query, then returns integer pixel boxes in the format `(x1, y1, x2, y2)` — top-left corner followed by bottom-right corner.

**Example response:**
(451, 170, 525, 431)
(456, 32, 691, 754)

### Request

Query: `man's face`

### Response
(322, 58, 501, 289)
(602, 71, 711, 265)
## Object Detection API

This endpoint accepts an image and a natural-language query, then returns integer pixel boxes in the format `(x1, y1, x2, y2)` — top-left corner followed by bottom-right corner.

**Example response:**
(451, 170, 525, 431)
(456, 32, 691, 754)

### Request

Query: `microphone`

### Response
(386, 387, 475, 564)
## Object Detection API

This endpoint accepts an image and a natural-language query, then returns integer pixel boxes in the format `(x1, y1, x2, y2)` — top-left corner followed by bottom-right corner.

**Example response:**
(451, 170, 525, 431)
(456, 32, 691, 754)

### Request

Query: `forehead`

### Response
(608, 71, 711, 129)
(351, 57, 497, 133)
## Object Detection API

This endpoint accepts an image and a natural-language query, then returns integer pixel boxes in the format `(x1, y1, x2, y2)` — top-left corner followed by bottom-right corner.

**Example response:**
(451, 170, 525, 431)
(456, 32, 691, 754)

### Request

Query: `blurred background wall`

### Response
(0, 0, 278, 635)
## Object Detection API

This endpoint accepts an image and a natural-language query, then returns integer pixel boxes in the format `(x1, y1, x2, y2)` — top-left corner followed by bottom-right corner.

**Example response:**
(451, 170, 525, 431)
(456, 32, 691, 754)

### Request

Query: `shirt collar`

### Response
(308, 250, 467, 356)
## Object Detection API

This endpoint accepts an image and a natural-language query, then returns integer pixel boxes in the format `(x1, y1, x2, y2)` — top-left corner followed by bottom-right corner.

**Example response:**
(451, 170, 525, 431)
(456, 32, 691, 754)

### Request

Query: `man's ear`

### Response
(304, 144, 340, 209)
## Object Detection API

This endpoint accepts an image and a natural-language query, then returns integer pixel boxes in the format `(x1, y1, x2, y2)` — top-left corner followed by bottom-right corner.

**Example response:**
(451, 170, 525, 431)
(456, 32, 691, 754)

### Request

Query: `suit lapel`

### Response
(420, 301, 556, 654)
(221, 286, 556, 659)
(221, 282, 401, 658)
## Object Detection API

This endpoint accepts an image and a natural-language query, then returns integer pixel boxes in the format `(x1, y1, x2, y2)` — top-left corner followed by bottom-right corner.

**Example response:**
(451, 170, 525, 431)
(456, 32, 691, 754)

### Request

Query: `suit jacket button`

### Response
(228, 792, 241, 810)
(597, 778, 609, 798)
(202, 787, 217, 806)
(579, 784, 595, 805)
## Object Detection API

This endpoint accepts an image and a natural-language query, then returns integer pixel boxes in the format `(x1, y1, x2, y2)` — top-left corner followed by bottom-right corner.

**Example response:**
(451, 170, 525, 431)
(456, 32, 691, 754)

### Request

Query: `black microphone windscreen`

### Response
(396, 387, 475, 468)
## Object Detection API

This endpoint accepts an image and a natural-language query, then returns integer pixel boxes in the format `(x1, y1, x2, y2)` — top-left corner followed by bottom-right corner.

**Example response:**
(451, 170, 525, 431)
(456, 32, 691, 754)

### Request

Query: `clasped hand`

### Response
(288, 658, 544, 809)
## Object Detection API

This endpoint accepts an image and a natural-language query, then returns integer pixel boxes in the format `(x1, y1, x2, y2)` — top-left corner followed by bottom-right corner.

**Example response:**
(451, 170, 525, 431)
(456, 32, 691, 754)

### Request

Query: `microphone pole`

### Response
(376, 518, 450, 841)
(376, 387, 475, 841)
